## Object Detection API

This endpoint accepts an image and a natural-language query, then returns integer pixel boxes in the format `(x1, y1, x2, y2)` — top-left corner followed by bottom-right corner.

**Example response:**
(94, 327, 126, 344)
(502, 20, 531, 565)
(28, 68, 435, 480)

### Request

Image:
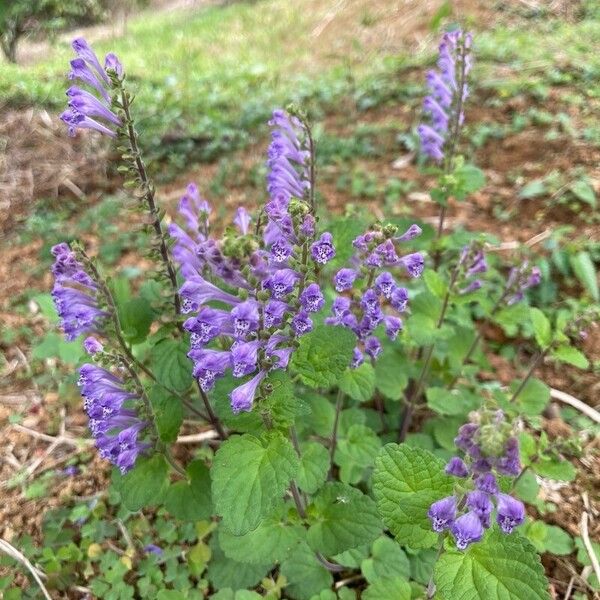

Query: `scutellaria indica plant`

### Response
(49, 34, 595, 600)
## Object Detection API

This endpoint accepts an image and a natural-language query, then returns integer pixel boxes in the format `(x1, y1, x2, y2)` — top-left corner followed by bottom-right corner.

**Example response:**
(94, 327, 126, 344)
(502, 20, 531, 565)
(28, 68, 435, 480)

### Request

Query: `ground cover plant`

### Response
(1, 2, 599, 599)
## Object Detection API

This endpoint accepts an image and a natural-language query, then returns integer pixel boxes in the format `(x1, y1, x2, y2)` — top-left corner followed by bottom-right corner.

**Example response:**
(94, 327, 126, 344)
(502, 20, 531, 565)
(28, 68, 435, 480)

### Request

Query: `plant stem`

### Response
(329, 389, 344, 478)
(196, 382, 227, 440)
(426, 536, 445, 599)
(508, 348, 548, 404)
(119, 86, 181, 320)
(164, 448, 187, 478)
(398, 266, 459, 441)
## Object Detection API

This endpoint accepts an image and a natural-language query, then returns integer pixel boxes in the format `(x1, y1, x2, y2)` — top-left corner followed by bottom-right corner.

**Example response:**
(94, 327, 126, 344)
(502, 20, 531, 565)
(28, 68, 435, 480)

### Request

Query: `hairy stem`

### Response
(197, 382, 227, 440)
(398, 265, 460, 441)
(329, 389, 345, 478)
(426, 536, 445, 599)
(119, 87, 181, 319)
(508, 348, 548, 404)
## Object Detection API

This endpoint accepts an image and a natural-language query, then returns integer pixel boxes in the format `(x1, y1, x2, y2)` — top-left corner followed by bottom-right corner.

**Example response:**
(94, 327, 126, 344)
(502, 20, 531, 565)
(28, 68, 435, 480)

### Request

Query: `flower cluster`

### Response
(457, 242, 487, 295)
(418, 30, 472, 162)
(326, 223, 423, 367)
(428, 410, 525, 550)
(171, 110, 332, 413)
(506, 261, 542, 305)
(78, 363, 150, 474)
(61, 38, 123, 138)
(50, 243, 108, 341)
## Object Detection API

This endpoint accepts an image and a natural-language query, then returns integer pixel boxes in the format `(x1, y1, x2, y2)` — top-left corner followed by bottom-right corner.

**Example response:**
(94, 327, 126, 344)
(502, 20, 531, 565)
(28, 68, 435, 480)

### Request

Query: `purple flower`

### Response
(265, 269, 299, 299)
(50, 244, 107, 341)
(311, 233, 336, 264)
(364, 336, 382, 359)
(300, 283, 324, 313)
(264, 300, 288, 328)
(451, 511, 484, 550)
(384, 315, 403, 340)
(454, 423, 478, 452)
(231, 341, 261, 377)
(445, 456, 469, 478)
(374, 272, 396, 299)
(496, 493, 525, 534)
(270, 237, 293, 263)
(234, 207, 251, 235)
(84, 336, 103, 355)
(360, 288, 380, 315)
(475, 473, 499, 495)
(428, 496, 457, 532)
(300, 214, 315, 238)
(399, 252, 425, 278)
(292, 311, 313, 336)
(231, 301, 260, 339)
(351, 347, 364, 369)
(334, 268, 358, 292)
(72, 38, 109, 83)
(189, 349, 231, 391)
(396, 224, 422, 242)
(460, 279, 483, 294)
(184, 307, 231, 347)
(77, 364, 150, 474)
(180, 274, 240, 313)
(230, 370, 267, 413)
(144, 544, 163, 556)
(390, 287, 409, 312)
(466, 491, 493, 528)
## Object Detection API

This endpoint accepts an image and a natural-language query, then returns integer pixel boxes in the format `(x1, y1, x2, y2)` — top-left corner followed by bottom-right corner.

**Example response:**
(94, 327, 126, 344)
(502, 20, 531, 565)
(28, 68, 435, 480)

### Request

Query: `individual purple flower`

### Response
(270, 237, 293, 263)
(445, 456, 469, 478)
(351, 347, 364, 369)
(72, 38, 109, 83)
(292, 311, 313, 336)
(231, 341, 261, 377)
(311, 233, 336, 264)
(231, 301, 260, 339)
(234, 207, 251, 235)
(390, 287, 408, 312)
(451, 511, 484, 550)
(264, 300, 288, 328)
(300, 283, 324, 313)
(84, 336, 103, 355)
(334, 268, 358, 292)
(384, 315, 403, 341)
(364, 336, 382, 359)
(230, 370, 267, 413)
(374, 272, 396, 299)
(180, 274, 241, 313)
(396, 224, 422, 242)
(507, 263, 542, 305)
(300, 214, 315, 238)
(466, 491, 493, 528)
(189, 349, 231, 391)
(184, 307, 231, 347)
(63, 465, 80, 477)
(77, 364, 150, 474)
(399, 252, 425, 278)
(265, 269, 299, 299)
(144, 544, 163, 556)
(428, 496, 457, 532)
(475, 473, 499, 495)
(496, 493, 525, 534)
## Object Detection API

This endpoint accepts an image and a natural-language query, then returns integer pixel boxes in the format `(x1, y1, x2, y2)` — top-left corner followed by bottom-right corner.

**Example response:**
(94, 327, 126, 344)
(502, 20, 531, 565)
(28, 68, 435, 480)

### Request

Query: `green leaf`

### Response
(513, 377, 550, 417)
(570, 251, 599, 301)
(339, 363, 375, 402)
(453, 164, 486, 200)
(530, 307, 552, 349)
(219, 509, 304, 565)
(544, 525, 574, 555)
(425, 387, 480, 416)
(117, 455, 169, 512)
(373, 443, 453, 548)
(375, 352, 409, 400)
(157, 591, 186, 600)
(164, 460, 212, 521)
(336, 424, 381, 476)
(423, 269, 447, 299)
(148, 385, 183, 443)
(362, 577, 411, 600)
(361, 536, 410, 583)
(551, 345, 589, 369)
(569, 179, 596, 208)
(263, 370, 310, 427)
(519, 179, 547, 199)
(307, 483, 382, 556)
(118, 297, 154, 344)
(291, 325, 355, 389)
(150, 339, 193, 394)
(513, 470, 539, 503)
(532, 457, 576, 481)
(434, 530, 550, 600)
(207, 536, 270, 591)
(280, 541, 333, 600)
(297, 442, 329, 494)
(211, 432, 300, 535)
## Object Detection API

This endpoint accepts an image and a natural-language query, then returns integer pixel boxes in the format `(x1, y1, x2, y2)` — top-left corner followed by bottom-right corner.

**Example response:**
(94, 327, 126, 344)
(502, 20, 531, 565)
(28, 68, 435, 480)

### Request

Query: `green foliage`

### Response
(164, 461, 212, 521)
(291, 325, 355, 389)
(373, 444, 453, 548)
(211, 432, 299, 535)
(150, 339, 194, 394)
(434, 530, 551, 600)
(149, 385, 183, 443)
(116, 454, 169, 512)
